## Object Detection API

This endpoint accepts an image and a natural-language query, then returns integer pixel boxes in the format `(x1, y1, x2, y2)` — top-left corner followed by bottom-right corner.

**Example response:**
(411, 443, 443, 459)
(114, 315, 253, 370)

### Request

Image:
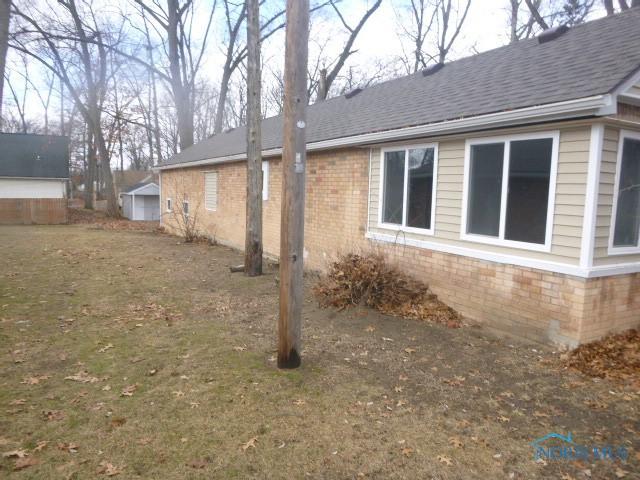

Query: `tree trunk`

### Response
(167, 0, 194, 150)
(214, 65, 232, 134)
(278, 0, 309, 369)
(0, 0, 10, 125)
(85, 129, 96, 210)
(244, 0, 263, 276)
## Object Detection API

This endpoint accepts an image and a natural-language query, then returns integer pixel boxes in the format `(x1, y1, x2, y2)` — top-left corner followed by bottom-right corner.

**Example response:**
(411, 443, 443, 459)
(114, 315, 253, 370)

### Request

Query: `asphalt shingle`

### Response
(165, 8, 640, 167)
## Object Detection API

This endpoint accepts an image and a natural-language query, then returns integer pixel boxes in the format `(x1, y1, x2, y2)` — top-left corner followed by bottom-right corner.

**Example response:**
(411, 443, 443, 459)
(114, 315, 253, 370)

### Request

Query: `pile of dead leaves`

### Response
(67, 207, 159, 232)
(563, 329, 640, 382)
(313, 253, 461, 328)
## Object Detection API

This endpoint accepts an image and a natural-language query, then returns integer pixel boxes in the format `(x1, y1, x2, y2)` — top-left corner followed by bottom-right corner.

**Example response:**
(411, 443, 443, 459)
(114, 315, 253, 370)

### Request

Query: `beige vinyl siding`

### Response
(593, 125, 640, 266)
(368, 126, 591, 265)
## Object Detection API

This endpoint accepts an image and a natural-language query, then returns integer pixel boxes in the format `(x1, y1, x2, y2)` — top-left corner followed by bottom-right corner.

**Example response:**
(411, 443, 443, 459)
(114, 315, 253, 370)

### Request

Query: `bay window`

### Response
(463, 133, 558, 250)
(380, 145, 437, 233)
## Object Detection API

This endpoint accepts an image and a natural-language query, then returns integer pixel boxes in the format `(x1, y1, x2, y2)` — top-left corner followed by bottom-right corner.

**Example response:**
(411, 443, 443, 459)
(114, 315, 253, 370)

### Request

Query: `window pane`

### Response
(407, 148, 435, 229)
(467, 143, 504, 236)
(382, 150, 405, 224)
(613, 138, 640, 247)
(505, 138, 553, 244)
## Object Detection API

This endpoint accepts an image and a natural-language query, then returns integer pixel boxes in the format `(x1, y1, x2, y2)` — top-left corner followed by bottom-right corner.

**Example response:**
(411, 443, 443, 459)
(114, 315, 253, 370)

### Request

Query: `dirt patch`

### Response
(563, 329, 640, 384)
(313, 252, 461, 327)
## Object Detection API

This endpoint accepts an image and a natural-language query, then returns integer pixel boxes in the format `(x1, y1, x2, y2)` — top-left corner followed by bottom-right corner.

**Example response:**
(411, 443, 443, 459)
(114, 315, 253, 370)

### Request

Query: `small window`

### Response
(262, 161, 269, 201)
(380, 145, 437, 233)
(204, 171, 217, 211)
(182, 201, 189, 216)
(463, 133, 557, 250)
(611, 132, 640, 252)
(166, 198, 172, 212)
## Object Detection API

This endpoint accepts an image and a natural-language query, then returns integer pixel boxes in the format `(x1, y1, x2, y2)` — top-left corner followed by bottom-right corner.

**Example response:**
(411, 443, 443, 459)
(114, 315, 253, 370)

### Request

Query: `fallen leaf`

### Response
(293, 399, 306, 406)
(233, 346, 246, 352)
(399, 374, 409, 381)
(615, 468, 628, 478)
(172, 390, 184, 398)
(241, 437, 257, 451)
(3, 449, 28, 458)
(21, 375, 49, 385)
(365, 325, 375, 332)
(496, 415, 510, 423)
(437, 454, 453, 466)
(561, 474, 576, 480)
(9, 399, 26, 406)
(97, 461, 123, 476)
(14, 456, 39, 471)
(34, 441, 48, 452)
(404, 347, 416, 354)
(65, 371, 99, 383)
(401, 447, 413, 457)
(448, 437, 464, 448)
(120, 384, 137, 397)
(98, 344, 114, 353)
(186, 459, 208, 469)
(43, 410, 65, 421)
(57, 442, 79, 453)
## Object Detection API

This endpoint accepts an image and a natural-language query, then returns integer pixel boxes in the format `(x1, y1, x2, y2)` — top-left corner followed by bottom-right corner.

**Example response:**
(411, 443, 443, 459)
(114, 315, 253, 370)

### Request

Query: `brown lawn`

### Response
(0, 224, 638, 479)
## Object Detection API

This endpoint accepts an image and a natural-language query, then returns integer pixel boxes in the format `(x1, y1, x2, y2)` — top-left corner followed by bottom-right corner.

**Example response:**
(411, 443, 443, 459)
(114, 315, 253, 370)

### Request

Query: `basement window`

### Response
(610, 130, 640, 254)
(379, 144, 438, 234)
(462, 132, 559, 252)
(182, 201, 189, 217)
(166, 198, 172, 212)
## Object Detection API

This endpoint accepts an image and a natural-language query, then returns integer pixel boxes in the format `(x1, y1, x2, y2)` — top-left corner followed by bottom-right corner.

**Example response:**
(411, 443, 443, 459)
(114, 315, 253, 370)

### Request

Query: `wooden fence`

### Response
(0, 199, 67, 225)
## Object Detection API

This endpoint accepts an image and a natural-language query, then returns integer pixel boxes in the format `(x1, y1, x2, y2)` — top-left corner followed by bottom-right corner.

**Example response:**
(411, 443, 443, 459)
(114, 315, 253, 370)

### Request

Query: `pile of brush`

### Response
(313, 253, 461, 328)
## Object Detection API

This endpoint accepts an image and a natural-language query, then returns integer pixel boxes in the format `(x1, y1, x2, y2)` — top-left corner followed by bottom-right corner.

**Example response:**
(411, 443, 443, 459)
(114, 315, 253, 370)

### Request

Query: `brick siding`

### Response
(161, 148, 639, 347)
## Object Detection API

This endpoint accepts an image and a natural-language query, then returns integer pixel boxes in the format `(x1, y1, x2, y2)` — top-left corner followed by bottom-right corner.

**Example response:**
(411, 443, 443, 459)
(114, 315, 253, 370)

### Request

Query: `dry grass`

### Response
(0, 226, 638, 479)
(314, 253, 462, 328)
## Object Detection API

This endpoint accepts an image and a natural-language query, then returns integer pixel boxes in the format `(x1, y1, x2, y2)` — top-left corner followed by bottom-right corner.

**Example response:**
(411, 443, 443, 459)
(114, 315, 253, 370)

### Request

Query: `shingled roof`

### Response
(164, 8, 640, 168)
(0, 133, 69, 178)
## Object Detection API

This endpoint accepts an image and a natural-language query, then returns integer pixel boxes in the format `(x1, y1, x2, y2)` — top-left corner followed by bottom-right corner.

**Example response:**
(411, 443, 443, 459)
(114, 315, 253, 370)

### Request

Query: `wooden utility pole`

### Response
(278, 0, 309, 369)
(244, 0, 263, 276)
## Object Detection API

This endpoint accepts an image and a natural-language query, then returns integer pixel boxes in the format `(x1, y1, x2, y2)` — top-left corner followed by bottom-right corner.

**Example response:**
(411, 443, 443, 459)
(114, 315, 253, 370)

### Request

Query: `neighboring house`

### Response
(120, 182, 160, 221)
(159, 10, 640, 347)
(0, 133, 69, 224)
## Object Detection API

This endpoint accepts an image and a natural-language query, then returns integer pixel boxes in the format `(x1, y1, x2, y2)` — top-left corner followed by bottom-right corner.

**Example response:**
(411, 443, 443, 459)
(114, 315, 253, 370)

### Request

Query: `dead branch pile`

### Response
(313, 253, 461, 328)
(564, 329, 640, 382)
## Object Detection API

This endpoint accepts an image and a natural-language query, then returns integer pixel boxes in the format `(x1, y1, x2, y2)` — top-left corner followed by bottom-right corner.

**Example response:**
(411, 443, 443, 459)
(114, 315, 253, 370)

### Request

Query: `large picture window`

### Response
(380, 145, 437, 233)
(463, 133, 558, 250)
(610, 131, 640, 253)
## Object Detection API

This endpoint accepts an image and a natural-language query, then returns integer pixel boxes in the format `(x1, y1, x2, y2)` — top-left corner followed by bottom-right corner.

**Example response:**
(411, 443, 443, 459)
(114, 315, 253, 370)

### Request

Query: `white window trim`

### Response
(166, 197, 172, 212)
(262, 160, 269, 201)
(377, 143, 439, 236)
(182, 200, 190, 216)
(460, 131, 559, 253)
(608, 129, 640, 256)
(204, 171, 217, 211)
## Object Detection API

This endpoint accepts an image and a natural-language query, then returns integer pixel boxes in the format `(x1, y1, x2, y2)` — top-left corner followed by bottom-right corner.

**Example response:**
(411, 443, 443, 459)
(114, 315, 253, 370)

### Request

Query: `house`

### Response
(120, 182, 160, 221)
(0, 132, 69, 224)
(159, 9, 640, 347)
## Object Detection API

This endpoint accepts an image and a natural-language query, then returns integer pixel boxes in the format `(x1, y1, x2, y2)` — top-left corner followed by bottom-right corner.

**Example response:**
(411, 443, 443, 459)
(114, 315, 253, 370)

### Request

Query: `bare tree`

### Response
(315, 0, 382, 101)
(131, 0, 216, 150)
(604, 0, 639, 14)
(213, 0, 289, 134)
(11, 1, 121, 215)
(433, 0, 471, 64)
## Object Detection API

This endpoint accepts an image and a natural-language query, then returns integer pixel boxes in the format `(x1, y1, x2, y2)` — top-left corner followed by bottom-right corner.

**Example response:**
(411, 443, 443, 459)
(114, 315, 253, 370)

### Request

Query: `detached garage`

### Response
(0, 133, 69, 224)
(121, 182, 160, 221)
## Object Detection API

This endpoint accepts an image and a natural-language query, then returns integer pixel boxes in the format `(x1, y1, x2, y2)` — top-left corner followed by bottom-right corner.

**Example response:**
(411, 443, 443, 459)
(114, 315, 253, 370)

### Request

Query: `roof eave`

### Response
(157, 94, 615, 171)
